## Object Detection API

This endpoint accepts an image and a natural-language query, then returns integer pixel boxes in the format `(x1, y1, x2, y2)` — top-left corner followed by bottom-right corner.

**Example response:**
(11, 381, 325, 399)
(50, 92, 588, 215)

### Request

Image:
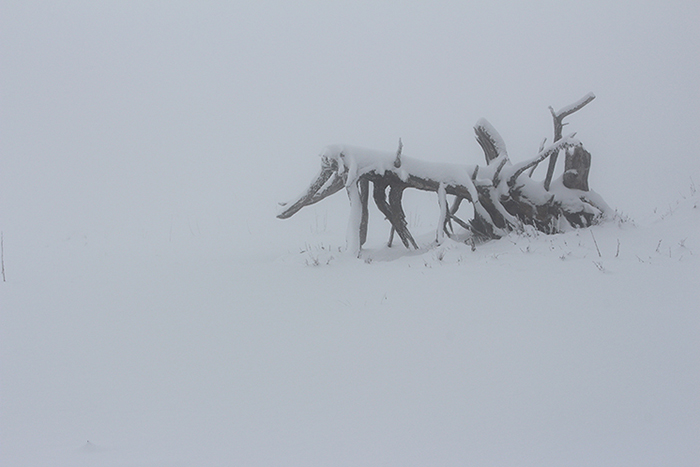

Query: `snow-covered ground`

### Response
(1, 183, 698, 466)
(2, 2, 699, 465)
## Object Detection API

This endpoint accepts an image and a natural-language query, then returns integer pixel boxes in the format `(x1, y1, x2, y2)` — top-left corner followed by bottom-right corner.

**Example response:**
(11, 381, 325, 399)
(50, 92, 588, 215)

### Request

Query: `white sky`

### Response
(1, 4, 699, 465)
(1, 0, 699, 246)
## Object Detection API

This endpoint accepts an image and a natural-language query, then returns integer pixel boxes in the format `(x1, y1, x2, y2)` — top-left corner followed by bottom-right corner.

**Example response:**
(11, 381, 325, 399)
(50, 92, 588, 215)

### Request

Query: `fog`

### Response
(1, 2, 699, 465)
(2, 1, 698, 248)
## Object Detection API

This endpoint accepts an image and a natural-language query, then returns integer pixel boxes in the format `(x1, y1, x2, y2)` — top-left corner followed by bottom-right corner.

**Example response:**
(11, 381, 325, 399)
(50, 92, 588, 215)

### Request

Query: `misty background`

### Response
(2, 0, 698, 253)
(2, 2, 700, 466)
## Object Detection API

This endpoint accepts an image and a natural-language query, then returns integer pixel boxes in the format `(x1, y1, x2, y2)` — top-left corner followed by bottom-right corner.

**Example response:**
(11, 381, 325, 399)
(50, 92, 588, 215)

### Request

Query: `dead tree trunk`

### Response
(277, 93, 610, 256)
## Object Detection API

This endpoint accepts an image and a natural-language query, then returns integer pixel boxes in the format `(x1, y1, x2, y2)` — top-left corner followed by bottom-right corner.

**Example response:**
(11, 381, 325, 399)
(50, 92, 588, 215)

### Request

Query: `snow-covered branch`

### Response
(507, 134, 581, 188)
(278, 94, 606, 254)
(474, 118, 509, 164)
(544, 92, 596, 191)
(551, 92, 596, 122)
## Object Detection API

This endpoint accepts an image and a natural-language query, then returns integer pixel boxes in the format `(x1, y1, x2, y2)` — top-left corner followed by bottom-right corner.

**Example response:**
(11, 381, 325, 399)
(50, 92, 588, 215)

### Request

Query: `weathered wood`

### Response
(388, 184, 418, 249)
(394, 138, 403, 168)
(563, 146, 591, 191)
(277, 167, 335, 219)
(345, 179, 363, 255)
(307, 175, 345, 207)
(371, 178, 414, 248)
(278, 93, 607, 253)
(359, 178, 370, 246)
(475, 119, 509, 164)
(508, 136, 581, 188)
(544, 93, 596, 191)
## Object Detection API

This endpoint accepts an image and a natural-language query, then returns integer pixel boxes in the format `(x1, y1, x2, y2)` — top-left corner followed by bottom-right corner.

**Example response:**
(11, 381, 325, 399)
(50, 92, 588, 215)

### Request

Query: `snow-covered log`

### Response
(277, 94, 609, 254)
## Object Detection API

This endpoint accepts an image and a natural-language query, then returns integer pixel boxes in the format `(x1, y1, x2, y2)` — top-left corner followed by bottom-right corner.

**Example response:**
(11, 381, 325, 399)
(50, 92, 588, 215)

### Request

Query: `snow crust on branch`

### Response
(276, 165, 334, 219)
(320, 145, 480, 202)
(551, 92, 596, 119)
(474, 118, 509, 164)
(549, 178, 611, 216)
(506, 134, 581, 187)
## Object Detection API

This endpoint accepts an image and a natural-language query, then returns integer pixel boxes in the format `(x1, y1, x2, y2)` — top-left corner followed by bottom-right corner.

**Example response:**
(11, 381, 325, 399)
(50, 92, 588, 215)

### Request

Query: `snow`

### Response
(549, 177, 611, 217)
(1, 3, 699, 465)
(436, 182, 447, 243)
(345, 177, 362, 255)
(553, 92, 596, 118)
(2, 184, 698, 466)
(322, 145, 480, 204)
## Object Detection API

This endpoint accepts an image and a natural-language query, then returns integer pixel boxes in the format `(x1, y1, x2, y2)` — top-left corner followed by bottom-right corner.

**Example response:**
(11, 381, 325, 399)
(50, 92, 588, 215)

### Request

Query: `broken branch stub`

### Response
(563, 145, 591, 191)
(394, 138, 403, 168)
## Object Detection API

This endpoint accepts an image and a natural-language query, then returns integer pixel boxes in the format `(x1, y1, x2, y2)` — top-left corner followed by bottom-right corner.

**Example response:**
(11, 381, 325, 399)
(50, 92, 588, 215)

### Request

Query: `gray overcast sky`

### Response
(1, 0, 698, 246)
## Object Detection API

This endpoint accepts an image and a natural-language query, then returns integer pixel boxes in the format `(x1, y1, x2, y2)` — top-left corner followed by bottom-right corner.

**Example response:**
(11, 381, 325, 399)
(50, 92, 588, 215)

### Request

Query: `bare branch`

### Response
(359, 178, 370, 246)
(306, 174, 346, 206)
(553, 92, 596, 122)
(492, 157, 509, 187)
(447, 211, 471, 230)
(528, 138, 547, 177)
(544, 92, 595, 191)
(277, 166, 335, 219)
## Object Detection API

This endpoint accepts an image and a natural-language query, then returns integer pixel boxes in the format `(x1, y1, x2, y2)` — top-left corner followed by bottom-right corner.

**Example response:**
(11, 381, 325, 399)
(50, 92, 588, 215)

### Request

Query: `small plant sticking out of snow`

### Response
(522, 225, 540, 238)
(689, 177, 696, 197)
(433, 248, 447, 262)
(612, 210, 635, 228)
(590, 231, 602, 257)
(301, 243, 335, 267)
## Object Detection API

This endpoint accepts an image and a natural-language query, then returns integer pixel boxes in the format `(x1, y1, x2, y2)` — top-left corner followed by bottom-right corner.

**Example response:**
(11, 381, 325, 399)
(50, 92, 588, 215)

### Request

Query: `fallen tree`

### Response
(278, 93, 610, 256)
